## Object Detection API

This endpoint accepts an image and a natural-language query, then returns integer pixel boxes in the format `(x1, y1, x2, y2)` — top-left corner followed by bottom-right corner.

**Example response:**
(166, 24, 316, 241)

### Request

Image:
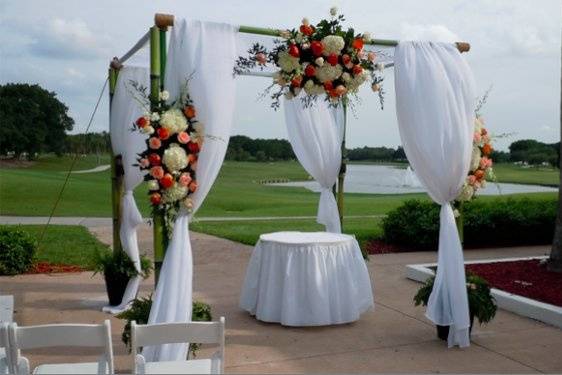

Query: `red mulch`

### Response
(466, 259, 562, 307)
(365, 240, 413, 254)
(26, 262, 86, 274)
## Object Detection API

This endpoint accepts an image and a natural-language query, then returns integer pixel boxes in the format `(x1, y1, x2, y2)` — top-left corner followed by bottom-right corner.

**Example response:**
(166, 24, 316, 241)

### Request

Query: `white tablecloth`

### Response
(239, 231, 374, 326)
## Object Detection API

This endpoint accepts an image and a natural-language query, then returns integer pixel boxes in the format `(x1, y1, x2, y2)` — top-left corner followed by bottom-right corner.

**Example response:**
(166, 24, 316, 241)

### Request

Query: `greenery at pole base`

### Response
(92, 248, 153, 279)
(414, 272, 497, 325)
(116, 296, 213, 357)
(0, 226, 37, 275)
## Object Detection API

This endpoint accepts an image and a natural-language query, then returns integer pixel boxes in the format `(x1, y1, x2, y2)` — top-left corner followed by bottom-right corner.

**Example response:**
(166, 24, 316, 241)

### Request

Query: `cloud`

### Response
(400, 23, 460, 42)
(27, 18, 109, 59)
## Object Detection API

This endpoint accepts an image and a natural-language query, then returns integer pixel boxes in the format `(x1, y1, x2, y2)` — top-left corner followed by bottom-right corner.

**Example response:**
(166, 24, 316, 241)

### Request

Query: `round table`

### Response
(239, 231, 374, 326)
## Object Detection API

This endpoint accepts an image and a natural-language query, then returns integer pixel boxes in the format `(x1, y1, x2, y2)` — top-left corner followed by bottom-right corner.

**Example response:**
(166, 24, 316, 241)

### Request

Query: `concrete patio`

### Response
(1, 224, 561, 373)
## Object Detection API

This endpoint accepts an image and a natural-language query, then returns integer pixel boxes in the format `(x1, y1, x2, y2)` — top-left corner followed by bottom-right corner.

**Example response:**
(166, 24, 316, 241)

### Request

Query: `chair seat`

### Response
(33, 362, 108, 374)
(0, 354, 9, 375)
(144, 358, 218, 374)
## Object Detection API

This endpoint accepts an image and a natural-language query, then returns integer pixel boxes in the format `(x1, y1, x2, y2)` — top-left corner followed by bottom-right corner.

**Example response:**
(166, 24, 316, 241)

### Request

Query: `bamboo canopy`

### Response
(109, 12, 472, 282)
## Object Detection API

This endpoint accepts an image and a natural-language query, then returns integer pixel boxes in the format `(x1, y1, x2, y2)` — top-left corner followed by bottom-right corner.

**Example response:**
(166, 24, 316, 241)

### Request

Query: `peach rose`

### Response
(177, 131, 191, 144)
(149, 137, 161, 150)
(189, 181, 198, 192)
(468, 175, 477, 185)
(473, 131, 482, 143)
(179, 172, 192, 187)
(150, 166, 164, 179)
(139, 158, 150, 168)
(367, 52, 376, 62)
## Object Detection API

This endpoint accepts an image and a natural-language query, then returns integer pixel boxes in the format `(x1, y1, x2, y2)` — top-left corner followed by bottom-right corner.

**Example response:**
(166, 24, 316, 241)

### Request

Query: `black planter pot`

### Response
(436, 314, 475, 341)
(104, 271, 130, 306)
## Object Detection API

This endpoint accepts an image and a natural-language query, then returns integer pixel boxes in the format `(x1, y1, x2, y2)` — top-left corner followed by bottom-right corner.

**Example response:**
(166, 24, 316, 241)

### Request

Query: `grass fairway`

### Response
(0, 155, 558, 219)
(2, 225, 109, 268)
(191, 217, 384, 247)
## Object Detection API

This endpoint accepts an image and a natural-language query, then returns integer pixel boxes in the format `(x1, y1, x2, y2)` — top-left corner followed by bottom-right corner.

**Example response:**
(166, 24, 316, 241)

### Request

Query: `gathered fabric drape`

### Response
(143, 19, 238, 362)
(283, 98, 343, 233)
(394, 41, 476, 347)
(105, 66, 149, 314)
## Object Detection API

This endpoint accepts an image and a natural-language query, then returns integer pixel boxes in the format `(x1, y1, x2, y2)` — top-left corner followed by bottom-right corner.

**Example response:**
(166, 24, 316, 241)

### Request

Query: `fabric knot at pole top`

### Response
(394, 41, 476, 347)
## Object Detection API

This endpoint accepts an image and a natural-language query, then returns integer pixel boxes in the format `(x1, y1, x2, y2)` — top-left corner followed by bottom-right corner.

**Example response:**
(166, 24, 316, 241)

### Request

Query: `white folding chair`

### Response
(8, 320, 114, 375)
(0, 323, 14, 375)
(132, 317, 225, 374)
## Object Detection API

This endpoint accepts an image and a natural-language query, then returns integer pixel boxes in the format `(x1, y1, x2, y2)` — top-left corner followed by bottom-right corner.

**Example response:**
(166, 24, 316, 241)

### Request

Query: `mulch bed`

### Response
(26, 262, 86, 274)
(365, 239, 412, 254)
(466, 259, 562, 307)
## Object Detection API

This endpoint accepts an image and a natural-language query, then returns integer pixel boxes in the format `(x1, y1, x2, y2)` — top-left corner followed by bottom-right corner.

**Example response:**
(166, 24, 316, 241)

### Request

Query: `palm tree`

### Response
(548, 56, 562, 273)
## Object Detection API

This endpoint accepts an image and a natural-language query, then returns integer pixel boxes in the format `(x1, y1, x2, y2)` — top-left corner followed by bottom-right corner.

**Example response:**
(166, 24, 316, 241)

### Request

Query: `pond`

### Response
(269, 164, 558, 195)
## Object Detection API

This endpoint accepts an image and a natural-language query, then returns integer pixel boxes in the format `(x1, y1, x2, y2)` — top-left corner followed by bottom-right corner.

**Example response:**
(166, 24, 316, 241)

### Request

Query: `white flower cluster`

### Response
(191, 122, 205, 145)
(278, 51, 300, 73)
(162, 184, 188, 203)
(163, 144, 188, 172)
(160, 108, 187, 134)
(457, 184, 474, 202)
(470, 145, 481, 172)
(321, 35, 345, 55)
(315, 64, 343, 83)
(303, 80, 325, 95)
(347, 71, 369, 92)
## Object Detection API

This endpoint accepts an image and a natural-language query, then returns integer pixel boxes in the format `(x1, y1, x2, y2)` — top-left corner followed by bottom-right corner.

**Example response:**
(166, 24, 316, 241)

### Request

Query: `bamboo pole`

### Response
(149, 26, 167, 284)
(337, 98, 348, 227)
(109, 67, 124, 254)
(153, 13, 471, 52)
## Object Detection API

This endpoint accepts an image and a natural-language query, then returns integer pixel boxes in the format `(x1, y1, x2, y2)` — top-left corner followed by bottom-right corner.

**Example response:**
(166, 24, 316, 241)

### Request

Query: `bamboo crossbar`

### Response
(154, 13, 470, 52)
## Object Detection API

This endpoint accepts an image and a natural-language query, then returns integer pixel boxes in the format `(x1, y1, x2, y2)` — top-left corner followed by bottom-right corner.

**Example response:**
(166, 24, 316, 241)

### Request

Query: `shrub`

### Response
(382, 197, 557, 249)
(0, 226, 37, 275)
(117, 296, 213, 356)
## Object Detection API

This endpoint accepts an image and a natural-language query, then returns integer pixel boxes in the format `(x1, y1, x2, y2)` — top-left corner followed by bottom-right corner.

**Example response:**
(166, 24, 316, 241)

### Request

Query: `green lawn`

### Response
(2, 225, 109, 268)
(492, 163, 559, 187)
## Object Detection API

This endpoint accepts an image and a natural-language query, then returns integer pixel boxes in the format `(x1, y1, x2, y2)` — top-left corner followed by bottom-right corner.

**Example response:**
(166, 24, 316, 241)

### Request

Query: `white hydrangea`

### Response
(278, 51, 300, 72)
(470, 145, 481, 172)
(160, 108, 187, 134)
(162, 184, 188, 203)
(456, 183, 475, 202)
(315, 64, 343, 82)
(347, 71, 369, 92)
(159, 90, 170, 101)
(341, 72, 351, 82)
(321, 35, 345, 55)
(303, 79, 315, 95)
(163, 143, 188, 173)
(148, 180, 159, 190)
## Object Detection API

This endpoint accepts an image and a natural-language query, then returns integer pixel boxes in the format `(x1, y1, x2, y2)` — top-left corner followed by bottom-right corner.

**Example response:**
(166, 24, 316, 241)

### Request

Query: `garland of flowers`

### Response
(456, 92, 495, 202)
(234, 7, 385, 110)
(133, 85, 204, 230)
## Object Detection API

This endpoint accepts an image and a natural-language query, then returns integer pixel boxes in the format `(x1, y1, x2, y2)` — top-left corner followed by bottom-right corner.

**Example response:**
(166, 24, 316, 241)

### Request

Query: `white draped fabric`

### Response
(283, 98, 342, 233)
(240, 231, 373, 325)
(143, 19, 238, 362)
(105, 66, 149, 314)
(394, 41, 476, 347)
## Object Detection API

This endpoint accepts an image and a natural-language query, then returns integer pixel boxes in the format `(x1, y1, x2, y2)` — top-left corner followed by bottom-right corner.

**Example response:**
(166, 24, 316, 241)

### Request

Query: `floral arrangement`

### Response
(234, 7, 385, 109)
(457, 92, 495, 202)
(132, 84, 204, 225)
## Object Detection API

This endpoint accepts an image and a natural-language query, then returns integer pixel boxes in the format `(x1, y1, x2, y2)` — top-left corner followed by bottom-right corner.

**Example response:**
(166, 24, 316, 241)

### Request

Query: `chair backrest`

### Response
(1, 322, 14, 374)
(132, 317, 225, 349)
(9, 320, 114, 374)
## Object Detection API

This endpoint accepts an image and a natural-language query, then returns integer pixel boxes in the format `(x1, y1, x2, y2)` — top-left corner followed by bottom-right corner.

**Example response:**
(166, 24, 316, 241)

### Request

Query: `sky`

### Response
(0, 0, 560, 151)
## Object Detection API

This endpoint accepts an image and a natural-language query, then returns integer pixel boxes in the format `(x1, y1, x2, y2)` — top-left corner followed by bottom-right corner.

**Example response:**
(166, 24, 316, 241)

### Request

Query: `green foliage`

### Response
(92, 248, 152, 279)
(509, 139, 559, 166)
(65, 132, 111, 155)
(0, 226, 37, 275)
(383, 197, 557, 249)
(117, 296, 213, 356)
(226, 135, 295, 162)
(0, 83, 74, 158)
(414, 273, 497, 325)
(382, 200, 440, 249)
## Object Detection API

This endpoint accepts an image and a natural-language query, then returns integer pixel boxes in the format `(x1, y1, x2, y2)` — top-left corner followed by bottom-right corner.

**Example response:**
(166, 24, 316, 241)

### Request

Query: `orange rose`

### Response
(184, 106, 196, 119)
(474, 169, 485, 180)
(482, 143, 493, 155)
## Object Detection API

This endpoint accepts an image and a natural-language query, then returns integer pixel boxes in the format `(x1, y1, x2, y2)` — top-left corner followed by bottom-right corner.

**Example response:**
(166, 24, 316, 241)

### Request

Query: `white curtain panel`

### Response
(284, 98, 342, 233)
(394, 41, 476, 347)
(105, 66, 149, 314)
(143, 19, 238, 362)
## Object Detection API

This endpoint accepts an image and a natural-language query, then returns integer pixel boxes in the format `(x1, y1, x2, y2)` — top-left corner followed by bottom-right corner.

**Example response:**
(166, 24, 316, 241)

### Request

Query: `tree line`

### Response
(0, 83, 559, 167)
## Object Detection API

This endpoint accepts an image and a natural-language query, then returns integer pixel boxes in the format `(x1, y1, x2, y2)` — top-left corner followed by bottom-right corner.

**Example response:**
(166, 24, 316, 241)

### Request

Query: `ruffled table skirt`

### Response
(239, 231, 374, 326)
